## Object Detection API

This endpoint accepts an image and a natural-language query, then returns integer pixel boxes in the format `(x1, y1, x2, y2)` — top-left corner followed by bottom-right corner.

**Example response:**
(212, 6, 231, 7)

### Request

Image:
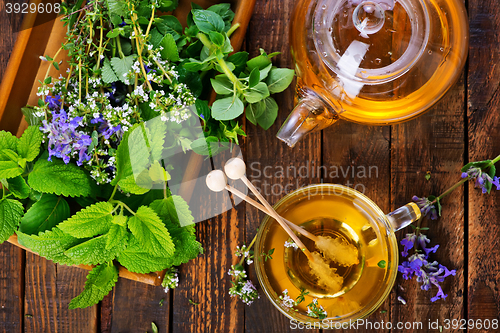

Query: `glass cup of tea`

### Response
(254, 184, 420, 326)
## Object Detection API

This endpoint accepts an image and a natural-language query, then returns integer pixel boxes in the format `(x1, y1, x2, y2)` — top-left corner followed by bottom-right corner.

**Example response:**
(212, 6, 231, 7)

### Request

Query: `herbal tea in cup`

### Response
(254, 184, 420, 324)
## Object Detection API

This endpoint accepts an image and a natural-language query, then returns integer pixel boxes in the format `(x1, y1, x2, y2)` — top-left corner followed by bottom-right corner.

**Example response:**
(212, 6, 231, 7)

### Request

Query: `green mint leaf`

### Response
(259, 63, 273, 81)
(118, 174, 151, 195)
(160, 34, 180, 62)
(0, 161, 23, 179)
(244, 82, 270, 104)
(110, 55, 134, 84)
(141, 115, 168, 163)
(246, 100, 266, 125)
(150, 197, 202, 265)
(111, 124, 139, 186)
(256, 97, 279, 130)
(195, 99, 211, 121)
(58, 201, 114, 238)
(246, 55, 272, 71)
(0, 132, 18, 152)
(16, 228, 81, 265)
(192, 9, 225, 34)
(155, 195, 195, 227)
(106, 0, 126, 19)
(128, 126, 151, 180)
(102, 58, 119, 84)
(227, 52, 249, 76)
(64, 231, 128, 265)
(209, 31, 225, 47)
(158, 0, 178, 12)
(150, 28, 164, 49)
(0, 149, 19, 162)
(266, 68, 295, 94)
(69, 264, 119, 309)
(210, 77, 233, 95)
(52, 62, 59, 71)
(106, 217, 128, 250)
(149, 161, 170, 183)
(212, 96, 244, 121)
(156, 16, 183, 37)
(28, 157, 97, 197)
(117, 235, 172, 273)
(207, 3, 235, 31)
(248, 67, 261, 88)
(17, 126, 42, 162)
(5, 176, 30, 199)
(127, 206, 174, 258)
(0, 199, 23, 244)
(377, 260, 386, 268)
(106, 29, 120, 39)
(190, 136, 229, 156)
(460, 161, 491, 172)
(21, 107, 43, 126)
(19, 194, 70, 235)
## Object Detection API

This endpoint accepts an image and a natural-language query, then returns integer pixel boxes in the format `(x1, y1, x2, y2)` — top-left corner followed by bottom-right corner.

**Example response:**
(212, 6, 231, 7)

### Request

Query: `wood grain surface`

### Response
(1, 0, 500, 333)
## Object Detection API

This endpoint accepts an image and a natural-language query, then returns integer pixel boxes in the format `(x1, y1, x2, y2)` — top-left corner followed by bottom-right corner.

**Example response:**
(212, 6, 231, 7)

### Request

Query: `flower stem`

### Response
(227, 23, 240, 38)
(116, 37, 125, 58)
(239, 232, 259, 266)
(433, 176, 470, 204)
(489, 154, 500, 166)
(108, 183, 119, 201)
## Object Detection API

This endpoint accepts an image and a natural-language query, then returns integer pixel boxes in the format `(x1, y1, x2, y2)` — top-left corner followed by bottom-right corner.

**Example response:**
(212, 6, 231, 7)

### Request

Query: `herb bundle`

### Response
(0, 0, 294, 309)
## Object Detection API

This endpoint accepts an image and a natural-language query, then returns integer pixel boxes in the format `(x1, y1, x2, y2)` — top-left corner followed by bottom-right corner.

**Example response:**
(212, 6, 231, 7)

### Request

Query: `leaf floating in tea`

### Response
(308, 252, 343, 294)
(315, 236, 359, 267)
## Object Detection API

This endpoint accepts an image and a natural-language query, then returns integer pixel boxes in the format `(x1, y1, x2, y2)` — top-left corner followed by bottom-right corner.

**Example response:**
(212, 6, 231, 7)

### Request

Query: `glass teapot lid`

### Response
(314, 0, 430, 85)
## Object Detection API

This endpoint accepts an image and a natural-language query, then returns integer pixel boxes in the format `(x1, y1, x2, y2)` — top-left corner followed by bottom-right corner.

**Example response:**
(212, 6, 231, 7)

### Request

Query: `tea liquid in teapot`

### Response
(278, 0, 469, 146)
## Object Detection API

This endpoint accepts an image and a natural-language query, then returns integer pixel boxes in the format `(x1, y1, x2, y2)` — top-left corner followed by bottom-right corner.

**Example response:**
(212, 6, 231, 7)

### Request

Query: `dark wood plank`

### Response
(390, 73, 465, 332)
(24, 253, 98, 333)
(0, 1, 27, 332)
(467, 0, 500, 326)
(0, 243, 24, 333)
(243, 1, 321, 332)
(171, 209, 245, 333)
(110, 279, 170, 333)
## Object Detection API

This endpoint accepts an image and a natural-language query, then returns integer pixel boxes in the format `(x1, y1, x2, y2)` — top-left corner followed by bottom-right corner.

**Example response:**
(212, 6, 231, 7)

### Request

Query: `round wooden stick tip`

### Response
(224, 157, 246, 180)
(206, 170, 227, 192)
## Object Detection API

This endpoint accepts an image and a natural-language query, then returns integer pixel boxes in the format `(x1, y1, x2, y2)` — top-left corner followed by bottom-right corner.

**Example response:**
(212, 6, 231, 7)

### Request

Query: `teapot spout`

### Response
(276, 89, 339, 147)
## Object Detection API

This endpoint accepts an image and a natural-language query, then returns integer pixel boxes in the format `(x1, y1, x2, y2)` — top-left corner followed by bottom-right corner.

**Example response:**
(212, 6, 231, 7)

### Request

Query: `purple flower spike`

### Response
(401, 234, 416, 257)
(412, 196, 438, 220)
(493, 176, 500, 190)
(398, 232, 455, 303)
(462, 165, 499, 194)
(45, 95, 61, 110)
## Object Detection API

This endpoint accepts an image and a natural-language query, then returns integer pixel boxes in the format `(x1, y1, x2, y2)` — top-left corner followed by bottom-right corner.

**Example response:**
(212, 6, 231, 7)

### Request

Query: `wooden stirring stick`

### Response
(222, 158, 316, 262)
(224, 184, 318, 242)
(206, 169, 315, 262)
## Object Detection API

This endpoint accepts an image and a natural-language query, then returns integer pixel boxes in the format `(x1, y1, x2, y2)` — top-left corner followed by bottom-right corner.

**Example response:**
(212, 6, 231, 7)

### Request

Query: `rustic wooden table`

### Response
(1, 0, 499, 332)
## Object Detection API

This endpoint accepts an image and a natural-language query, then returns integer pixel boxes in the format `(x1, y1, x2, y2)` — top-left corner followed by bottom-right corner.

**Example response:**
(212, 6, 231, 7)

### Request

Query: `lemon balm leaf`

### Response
(0, 199, 24, 244)
(16, 228, 82, 265)
(28, 157, 97, 197)
(19, 194, 70, 235)
(17, 126, 43, 162)
(69, 264, 119, 309)
(58, 201, 114, 238)
(127, 206, 174, 258)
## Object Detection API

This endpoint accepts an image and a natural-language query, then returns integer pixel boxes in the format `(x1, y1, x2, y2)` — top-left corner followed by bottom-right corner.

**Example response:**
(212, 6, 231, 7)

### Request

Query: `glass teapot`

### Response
(277, 0, 469, 147)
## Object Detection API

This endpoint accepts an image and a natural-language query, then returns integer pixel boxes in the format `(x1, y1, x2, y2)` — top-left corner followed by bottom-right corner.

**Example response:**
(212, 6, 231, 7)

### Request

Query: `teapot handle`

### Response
(386, 203, 421, 231)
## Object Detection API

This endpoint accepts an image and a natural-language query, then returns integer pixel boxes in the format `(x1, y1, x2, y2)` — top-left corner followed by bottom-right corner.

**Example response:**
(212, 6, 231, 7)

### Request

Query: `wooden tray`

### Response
(0, 0, 256, 286)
